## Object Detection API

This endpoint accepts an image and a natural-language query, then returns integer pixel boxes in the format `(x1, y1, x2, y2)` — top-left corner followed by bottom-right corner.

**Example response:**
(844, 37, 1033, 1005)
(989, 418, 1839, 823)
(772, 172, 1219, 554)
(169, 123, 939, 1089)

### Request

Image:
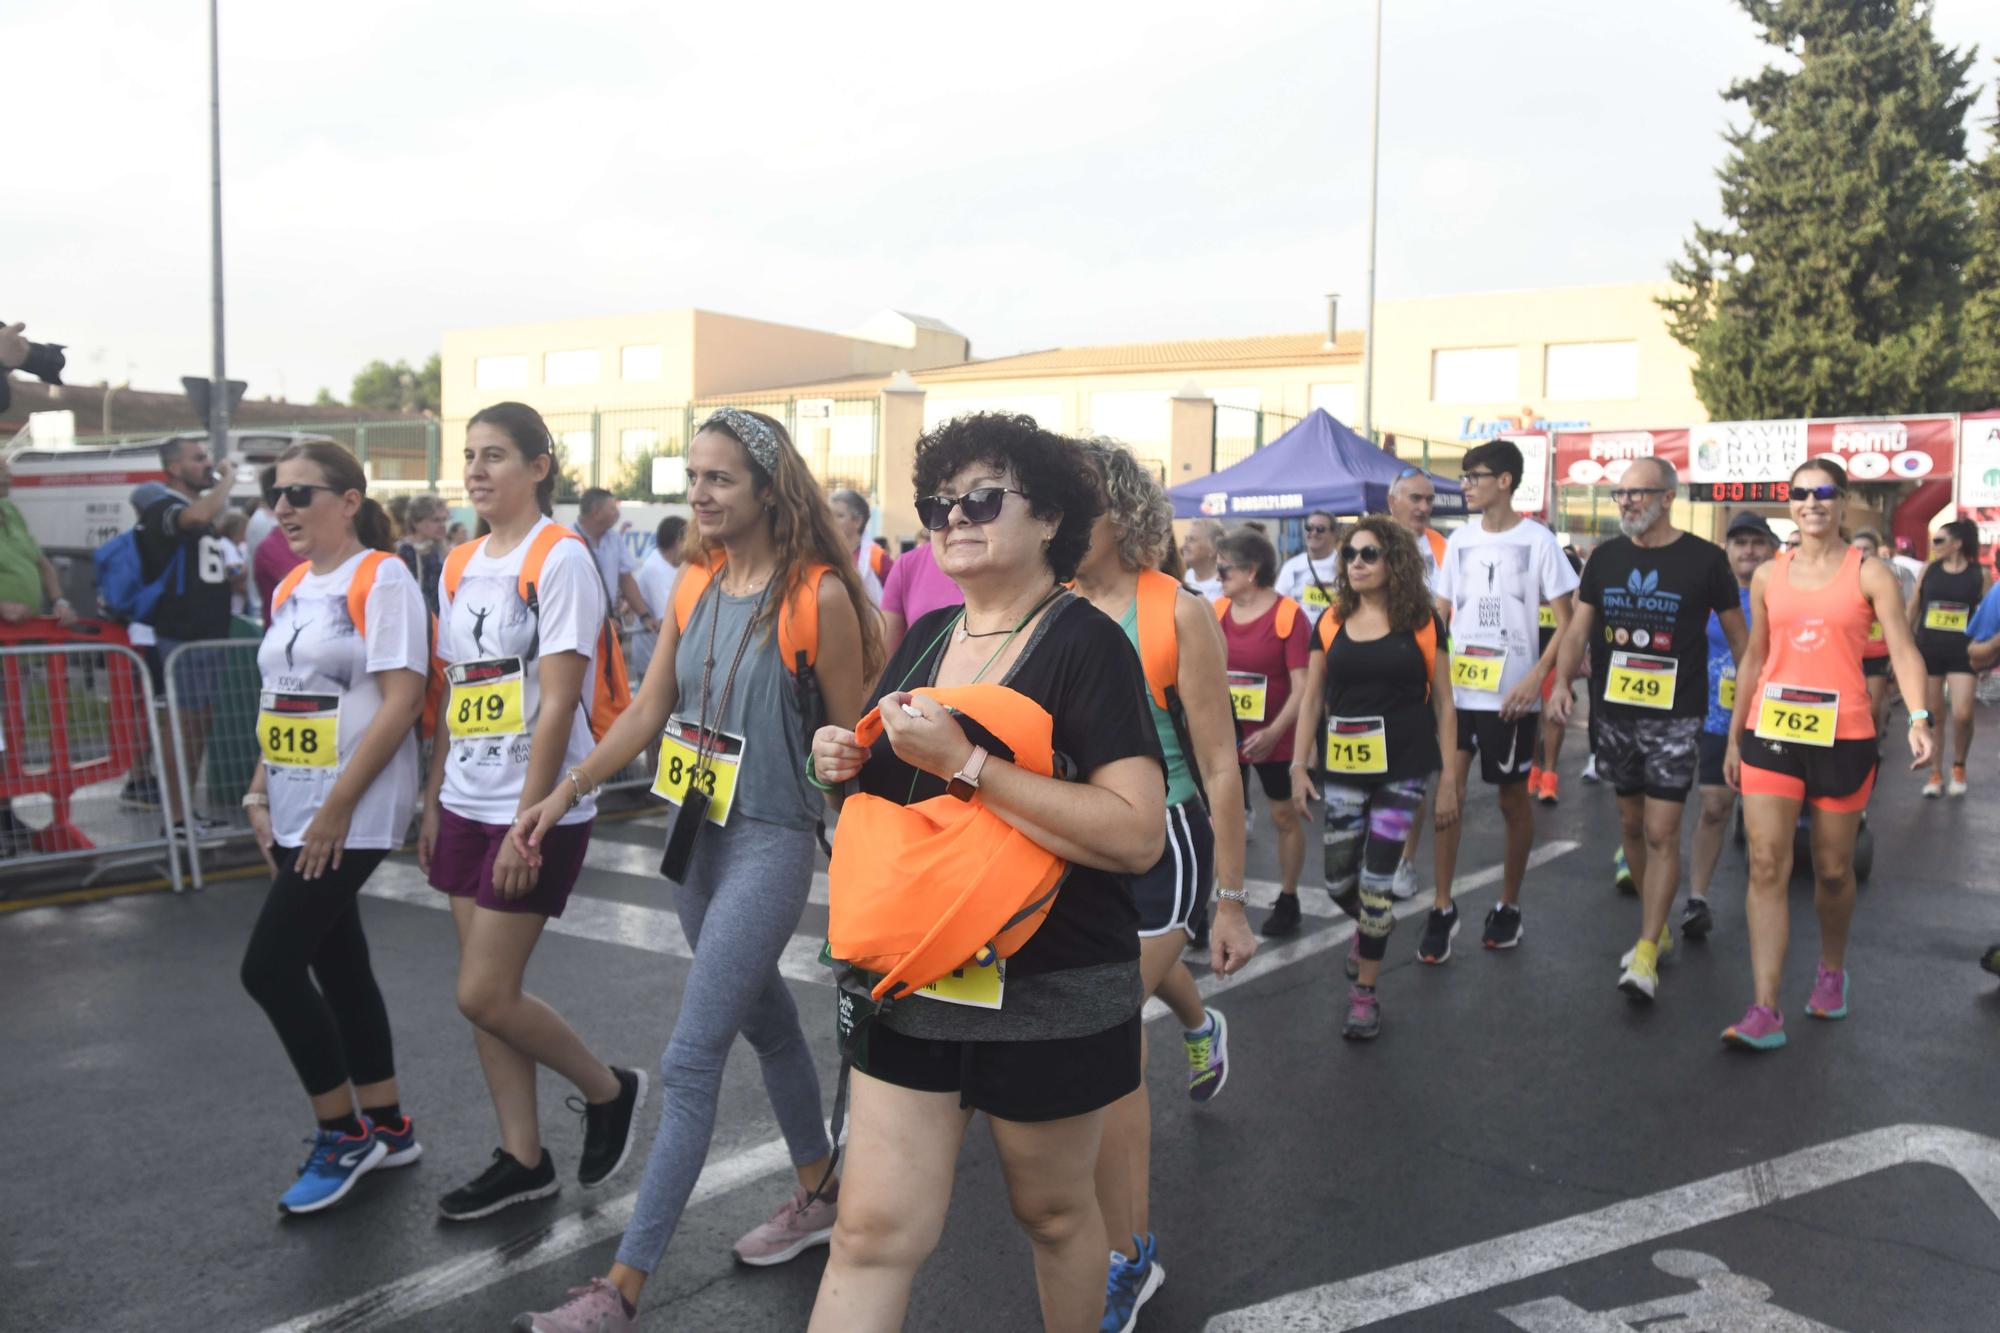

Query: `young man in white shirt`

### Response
(1275, 510, 1341, 623)
(1421, 439, 1578, 962)
(1386, 468, 1447, 899)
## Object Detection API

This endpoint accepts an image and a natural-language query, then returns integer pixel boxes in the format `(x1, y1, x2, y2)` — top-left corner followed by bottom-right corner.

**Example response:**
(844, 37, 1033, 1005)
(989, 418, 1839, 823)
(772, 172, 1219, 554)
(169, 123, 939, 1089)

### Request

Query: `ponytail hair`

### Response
(468, 401, 559, 519)
(275, 439, 395, 552)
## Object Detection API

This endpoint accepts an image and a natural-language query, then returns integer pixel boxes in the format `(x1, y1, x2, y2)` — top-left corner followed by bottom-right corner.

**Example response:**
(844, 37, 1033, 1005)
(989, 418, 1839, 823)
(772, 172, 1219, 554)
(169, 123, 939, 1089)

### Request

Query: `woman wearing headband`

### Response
(510, 409, 878, 1332)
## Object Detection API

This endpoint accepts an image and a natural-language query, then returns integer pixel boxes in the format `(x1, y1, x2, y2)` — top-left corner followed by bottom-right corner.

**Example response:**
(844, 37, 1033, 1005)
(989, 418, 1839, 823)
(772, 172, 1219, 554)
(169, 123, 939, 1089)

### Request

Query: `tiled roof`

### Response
(913, 330, 1362, 382)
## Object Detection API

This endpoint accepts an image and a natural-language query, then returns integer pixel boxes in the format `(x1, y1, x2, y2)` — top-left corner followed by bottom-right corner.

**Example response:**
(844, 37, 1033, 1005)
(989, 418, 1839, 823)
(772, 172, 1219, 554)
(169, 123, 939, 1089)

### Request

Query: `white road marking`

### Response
(582, 836, 832, 905)
(278, 841, 1577, 1333)
(1202, 1123, 2000, 1332)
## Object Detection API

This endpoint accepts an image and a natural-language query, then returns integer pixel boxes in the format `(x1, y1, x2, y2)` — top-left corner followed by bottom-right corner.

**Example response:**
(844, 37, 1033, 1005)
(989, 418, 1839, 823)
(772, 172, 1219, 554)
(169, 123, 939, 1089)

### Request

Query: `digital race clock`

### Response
(1687, 480, 1794, 503)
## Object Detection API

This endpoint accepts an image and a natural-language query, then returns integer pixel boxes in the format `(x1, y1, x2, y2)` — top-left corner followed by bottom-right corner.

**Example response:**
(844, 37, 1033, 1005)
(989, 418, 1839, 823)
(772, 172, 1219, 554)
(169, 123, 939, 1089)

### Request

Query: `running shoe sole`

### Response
(378, 1142, 424, 1169)
(1484, 918, 1525, 950)
(581, 1069, 648, 1191)
(1108, 1261, 1166, 1333)
(279, 1138, 387, 1216)
(1617, 968, 1658, 1002)
(735, 1223, 835, 1268)
(1722, 1025, 1788, 1051)
(437, 1177, 561, 1222)
(1805, 978, 1849, 1021)
(1416, 917, 1460, 965)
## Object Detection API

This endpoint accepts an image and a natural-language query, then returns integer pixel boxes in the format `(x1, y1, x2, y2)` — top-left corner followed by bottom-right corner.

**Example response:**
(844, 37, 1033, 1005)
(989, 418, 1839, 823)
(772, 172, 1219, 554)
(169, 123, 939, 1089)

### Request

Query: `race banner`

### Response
(1956, 413, 2000, 554)
(1553, 429, 1689, 487)
(1502, 433, 1550, 517)
(1557, 415, 1962, 489)
(1810, 415, 1954, 482)
(1688, 419, 1806, 484)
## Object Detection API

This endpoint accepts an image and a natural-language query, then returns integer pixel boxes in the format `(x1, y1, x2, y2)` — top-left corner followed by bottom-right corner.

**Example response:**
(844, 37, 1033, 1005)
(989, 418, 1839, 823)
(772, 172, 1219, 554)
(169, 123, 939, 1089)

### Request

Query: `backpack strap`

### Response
(1314, 610, 1436, 699)
(515, 524, 580, 610)
(1213, 597, 1230, 622)
(673, 558, 715, 632)
(344, 551, 394, 638)
(1134, 570, 1182, 711)
(1315, 610, 1341, 654)
(1274, 596, 1301, 640)
(441, 534, 485, 602)
(1424, 528, 1446, 565)
(269, 563, 311, 618)
(779, 565, 829, 675)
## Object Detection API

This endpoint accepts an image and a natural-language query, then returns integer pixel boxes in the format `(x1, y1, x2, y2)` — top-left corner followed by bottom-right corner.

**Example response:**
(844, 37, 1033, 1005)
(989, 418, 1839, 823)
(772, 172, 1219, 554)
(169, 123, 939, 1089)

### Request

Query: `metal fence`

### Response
(0, 639, 181, 892)
(1213, 406, 1304, 472)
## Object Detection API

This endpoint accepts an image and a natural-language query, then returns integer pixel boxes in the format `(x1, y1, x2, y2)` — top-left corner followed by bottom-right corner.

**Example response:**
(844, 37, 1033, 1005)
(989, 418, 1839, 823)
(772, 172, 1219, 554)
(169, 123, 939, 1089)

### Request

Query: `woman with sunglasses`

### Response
(239, 442, 432, 1213)
(509, 410, 877, 1333)
(417, 402, 645, 1224)
(1288, 518, 1457, 1038)
(1070, 437, 1255, 1329)
(807, 414, 1165, 1332)
(1723, 460, 1933, 1051)
(1217, 528, 1314, 937)
(1912, 518, 1987, 797)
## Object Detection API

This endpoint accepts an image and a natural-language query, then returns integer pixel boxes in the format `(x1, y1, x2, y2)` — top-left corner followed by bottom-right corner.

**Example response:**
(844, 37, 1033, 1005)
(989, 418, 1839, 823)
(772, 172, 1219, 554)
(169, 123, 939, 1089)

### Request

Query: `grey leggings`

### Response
(616, 817, 832, 1274)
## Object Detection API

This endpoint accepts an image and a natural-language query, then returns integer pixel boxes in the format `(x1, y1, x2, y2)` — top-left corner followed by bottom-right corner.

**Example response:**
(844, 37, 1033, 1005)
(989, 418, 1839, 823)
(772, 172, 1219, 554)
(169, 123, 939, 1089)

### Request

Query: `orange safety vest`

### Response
(271, 550, 445, 739)
(673, 557, 832, 734)
(827, 683, 1067, 1002)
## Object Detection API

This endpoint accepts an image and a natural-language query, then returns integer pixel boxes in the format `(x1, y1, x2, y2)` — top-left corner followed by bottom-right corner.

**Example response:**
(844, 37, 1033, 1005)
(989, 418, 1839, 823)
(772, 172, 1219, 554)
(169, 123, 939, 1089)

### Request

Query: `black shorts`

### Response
(1132, 798, 1214, 938)
(858, 1012, 1142, 1122)
(1594, 714, 1701, 803)
(1698, 730, 1730, 788)
(1921, 639, 1971, 676)
(1862, 654, 1889, 679)
(1241, 760, 1292, 802)
(1455, 711, 1539, 786)
(1739, 734, 1880, 811)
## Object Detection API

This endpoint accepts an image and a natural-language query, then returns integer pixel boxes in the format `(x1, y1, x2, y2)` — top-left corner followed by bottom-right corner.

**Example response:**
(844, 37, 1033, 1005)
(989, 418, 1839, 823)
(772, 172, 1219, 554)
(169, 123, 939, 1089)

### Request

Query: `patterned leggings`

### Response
(1322, 776, 1430, 962)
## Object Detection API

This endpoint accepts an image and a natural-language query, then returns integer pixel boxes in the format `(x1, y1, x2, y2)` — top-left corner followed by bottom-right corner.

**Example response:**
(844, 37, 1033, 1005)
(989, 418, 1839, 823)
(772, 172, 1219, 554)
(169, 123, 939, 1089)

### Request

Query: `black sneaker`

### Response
(577, 1066, 647, 1189)
(438, 1147, 559, 1221)
(1681, 897, 1714, 942)
(1981, 944, 2000, 977)
(1416, 905, 1459, 965)
(1482, 904, 1524, 950)
(1260, 893, 1302, 938)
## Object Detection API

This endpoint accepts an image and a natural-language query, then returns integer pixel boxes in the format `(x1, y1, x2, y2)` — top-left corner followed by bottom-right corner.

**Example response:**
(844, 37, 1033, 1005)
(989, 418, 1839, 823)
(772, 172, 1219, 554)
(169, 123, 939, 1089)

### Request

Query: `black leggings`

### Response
(240, 846, 396, 1097)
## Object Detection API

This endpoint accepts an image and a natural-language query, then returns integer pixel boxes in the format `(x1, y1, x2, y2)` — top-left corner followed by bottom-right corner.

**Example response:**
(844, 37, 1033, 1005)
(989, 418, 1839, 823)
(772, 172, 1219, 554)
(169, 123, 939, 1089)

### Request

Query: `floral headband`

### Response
(701, 408, 782, 475)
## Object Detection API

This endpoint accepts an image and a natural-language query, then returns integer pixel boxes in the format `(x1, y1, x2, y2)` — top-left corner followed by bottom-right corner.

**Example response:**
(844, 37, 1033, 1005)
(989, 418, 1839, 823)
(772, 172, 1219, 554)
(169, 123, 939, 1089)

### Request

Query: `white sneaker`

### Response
(1948, 773, 1968, 797)
(1581, 755, 1601, 784)
(1390, 859, 1421, 901)
(1923, 776, 1944, 798)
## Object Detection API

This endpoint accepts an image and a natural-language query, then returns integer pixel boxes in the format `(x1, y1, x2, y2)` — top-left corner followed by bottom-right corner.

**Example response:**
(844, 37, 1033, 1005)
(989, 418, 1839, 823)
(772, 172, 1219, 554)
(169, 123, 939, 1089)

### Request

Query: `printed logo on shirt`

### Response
(285, 619, 309, 670)
(470, 605, 493, 655)
(1788, 617, 1830, 653)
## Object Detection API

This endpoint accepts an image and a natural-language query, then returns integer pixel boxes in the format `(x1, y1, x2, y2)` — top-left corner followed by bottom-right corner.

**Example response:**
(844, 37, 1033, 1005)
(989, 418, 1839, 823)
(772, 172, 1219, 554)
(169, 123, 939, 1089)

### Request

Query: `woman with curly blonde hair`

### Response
(1289, 515, 1459, 1039)
(1068, 436, 1255, 1328)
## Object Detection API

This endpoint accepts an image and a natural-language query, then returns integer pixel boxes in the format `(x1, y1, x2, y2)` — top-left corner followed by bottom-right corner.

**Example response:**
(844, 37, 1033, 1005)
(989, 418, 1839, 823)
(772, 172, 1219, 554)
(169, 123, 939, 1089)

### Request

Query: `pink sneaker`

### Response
(512, 1277, 636, 1332)
(1805, 964, 1849, 1019)
(732, 1183, 837, 1267)
(1721, 1004, 1787, 1051)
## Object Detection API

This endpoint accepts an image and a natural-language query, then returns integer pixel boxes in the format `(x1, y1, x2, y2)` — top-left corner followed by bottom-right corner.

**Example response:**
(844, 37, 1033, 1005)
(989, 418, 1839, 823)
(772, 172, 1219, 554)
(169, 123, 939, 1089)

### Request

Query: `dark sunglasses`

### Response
(268, 483, 339, 508)
(1304, 523, 1333, 535)
(915, 486, 1031, 531)
(1789, 483, 1844, 502)
(1215, 562, 1237, 578)
(1341, 543, 1383, 566)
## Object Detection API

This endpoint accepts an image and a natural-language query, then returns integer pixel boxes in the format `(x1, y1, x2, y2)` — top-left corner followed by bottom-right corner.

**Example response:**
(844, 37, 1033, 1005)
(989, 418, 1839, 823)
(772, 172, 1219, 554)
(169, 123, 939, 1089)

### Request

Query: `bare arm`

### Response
(1726, 565, 1772, 759)
(1174, 590, 1245, 897)
(618, 571, 654, 627)
(563, 580, 685, 793)
(174, 461, 238, 530)
(1719, 607, 1748, 666)
(1545, 598, 1594, 727)
(881, 610, 908, 662)
(1863, 559, 1934, 769)
(1430, 636, 1461, 828)
(522, 651, 589, 814)
(293, 668, 427, 879)
(1502, 591, 1570, 720)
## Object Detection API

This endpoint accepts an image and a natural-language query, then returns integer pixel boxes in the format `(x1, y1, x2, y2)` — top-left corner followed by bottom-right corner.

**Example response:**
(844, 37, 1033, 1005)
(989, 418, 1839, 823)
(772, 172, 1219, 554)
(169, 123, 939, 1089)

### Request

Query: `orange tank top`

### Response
(1755, 547, 1876, 740)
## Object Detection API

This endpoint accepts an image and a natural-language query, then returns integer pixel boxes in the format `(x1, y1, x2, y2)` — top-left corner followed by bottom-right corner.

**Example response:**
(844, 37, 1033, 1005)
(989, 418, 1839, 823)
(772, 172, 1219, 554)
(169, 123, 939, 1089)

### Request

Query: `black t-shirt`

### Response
(136, 494, 232, 639)
(1577, 533, 1739, 722)
(862, 593, 1162, 979)
(1916, 561, 1984, 654)
(1317, 612, 1444, 782)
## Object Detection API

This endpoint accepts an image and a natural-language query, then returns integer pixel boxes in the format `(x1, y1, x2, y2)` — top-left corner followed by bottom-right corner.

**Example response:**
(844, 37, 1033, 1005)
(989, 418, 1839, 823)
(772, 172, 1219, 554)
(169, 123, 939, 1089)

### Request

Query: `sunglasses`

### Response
(1215, 562, 1237, 578)
(1304, 523, 1333, 535)
(1789, 483, 1844, 502)
(268, 483, 340, 509)
(1341, 543, 1383, 566)
(915, 486, 1031, 531)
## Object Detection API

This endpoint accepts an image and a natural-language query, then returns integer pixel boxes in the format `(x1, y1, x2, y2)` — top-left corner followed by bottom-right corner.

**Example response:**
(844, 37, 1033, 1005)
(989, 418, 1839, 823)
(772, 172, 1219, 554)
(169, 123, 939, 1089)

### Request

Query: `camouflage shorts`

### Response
(1591, 713, 1702, 802)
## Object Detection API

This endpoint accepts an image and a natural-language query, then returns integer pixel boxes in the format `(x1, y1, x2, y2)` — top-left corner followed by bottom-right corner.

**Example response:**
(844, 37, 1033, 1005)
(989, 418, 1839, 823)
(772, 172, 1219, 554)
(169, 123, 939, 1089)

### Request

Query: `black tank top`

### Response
(1917, 561, 1983, 653)
(1321, 615, 1443, 783)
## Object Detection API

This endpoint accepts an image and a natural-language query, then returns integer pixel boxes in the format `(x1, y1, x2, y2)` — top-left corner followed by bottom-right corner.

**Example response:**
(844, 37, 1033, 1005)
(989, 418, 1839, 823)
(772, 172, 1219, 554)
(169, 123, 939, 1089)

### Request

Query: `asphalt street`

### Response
(5, 731, 1999, 1332)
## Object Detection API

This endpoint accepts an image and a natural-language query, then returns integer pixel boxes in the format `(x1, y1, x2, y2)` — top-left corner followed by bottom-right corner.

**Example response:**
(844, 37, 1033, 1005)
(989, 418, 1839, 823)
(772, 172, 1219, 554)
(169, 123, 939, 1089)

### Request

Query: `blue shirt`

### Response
(1705, 584, 1751, 735)
(1969, 588, 2000, 642)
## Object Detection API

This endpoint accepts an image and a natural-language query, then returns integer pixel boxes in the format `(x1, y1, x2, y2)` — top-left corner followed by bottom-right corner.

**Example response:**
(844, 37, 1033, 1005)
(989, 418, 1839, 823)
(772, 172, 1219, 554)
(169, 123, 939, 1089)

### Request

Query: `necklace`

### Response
(955, 584, 1061, 642)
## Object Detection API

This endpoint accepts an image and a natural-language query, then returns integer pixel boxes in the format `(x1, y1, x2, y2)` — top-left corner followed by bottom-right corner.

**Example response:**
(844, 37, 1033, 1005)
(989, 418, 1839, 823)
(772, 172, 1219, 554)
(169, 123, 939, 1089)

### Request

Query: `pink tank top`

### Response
(1755, 547, 1876, 740)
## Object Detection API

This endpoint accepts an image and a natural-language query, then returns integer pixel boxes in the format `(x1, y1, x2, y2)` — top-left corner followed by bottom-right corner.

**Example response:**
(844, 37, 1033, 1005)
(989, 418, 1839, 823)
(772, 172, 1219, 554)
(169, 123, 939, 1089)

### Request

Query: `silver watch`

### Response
(1214, 885, 1249, 904)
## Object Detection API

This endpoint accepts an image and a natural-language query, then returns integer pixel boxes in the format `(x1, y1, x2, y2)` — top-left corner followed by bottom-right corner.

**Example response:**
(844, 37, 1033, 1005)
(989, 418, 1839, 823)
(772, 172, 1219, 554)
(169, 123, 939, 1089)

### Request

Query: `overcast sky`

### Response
(10, 0, 2000, 404)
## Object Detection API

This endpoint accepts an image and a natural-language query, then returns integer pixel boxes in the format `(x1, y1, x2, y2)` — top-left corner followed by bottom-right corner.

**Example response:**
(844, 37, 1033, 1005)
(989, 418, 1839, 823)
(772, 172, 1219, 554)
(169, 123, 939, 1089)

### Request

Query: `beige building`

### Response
(439, 282, 1707, 540)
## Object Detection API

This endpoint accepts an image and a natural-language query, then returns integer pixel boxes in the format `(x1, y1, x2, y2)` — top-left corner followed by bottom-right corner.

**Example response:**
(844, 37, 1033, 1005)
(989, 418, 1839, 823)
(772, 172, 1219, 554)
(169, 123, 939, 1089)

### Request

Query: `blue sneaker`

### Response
(1101, 1232, 1165, 1333)
(1613, 846, 1636, 895)
(279, 1126, 386, 1215)
(367, 1114, 424, 1169)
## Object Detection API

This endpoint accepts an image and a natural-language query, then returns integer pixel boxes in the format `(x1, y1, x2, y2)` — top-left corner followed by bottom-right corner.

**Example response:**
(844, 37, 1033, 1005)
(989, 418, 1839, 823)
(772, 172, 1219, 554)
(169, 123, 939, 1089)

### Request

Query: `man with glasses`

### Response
(1547, 457, 1745, 1002)
(1276, 510, 1342, 626)
(1427, 439, 1578, 960)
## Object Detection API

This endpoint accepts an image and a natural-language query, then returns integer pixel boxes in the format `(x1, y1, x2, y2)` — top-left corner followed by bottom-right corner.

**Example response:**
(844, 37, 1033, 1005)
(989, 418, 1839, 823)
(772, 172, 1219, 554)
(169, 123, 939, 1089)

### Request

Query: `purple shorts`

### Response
(428, 807, 593, 918)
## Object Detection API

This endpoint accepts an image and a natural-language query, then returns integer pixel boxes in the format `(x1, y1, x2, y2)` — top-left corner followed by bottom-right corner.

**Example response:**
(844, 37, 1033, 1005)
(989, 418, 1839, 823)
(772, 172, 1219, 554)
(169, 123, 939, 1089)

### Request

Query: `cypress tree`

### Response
(1662, 0, 1977, 418)
(1959, 72, 2000, 408)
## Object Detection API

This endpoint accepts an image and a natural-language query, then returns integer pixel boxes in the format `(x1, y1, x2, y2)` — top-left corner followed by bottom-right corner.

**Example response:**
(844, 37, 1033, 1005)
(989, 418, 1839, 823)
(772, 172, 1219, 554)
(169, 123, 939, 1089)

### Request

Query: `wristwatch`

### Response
(1909, 709, 1934, 725)
(947, 745, 989, 802)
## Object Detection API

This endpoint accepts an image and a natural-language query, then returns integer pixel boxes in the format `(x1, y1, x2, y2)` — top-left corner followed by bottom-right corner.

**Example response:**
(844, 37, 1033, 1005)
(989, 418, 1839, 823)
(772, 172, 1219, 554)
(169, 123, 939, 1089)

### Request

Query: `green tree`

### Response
(348, 354, 442, 414)
(613, 448, 685, 500)
(313, 386, 340, 406)
(1662, 0, 1977, 418)
(1960, 71, 2000, 407)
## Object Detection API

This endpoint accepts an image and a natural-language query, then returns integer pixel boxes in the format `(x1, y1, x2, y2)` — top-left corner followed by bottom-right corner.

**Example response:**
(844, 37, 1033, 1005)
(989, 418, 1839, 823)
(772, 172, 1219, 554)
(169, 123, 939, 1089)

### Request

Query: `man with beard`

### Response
(1548, 457, 1745, 1002)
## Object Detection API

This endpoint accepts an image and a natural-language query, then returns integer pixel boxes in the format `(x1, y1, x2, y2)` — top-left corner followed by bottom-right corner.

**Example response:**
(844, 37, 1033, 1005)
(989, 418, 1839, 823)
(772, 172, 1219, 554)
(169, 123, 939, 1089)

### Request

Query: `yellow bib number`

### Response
(1754, 684, 1838, 748)
(1868, 620, 1885, 643)
(1301, 584, 1333, 608)
(651, 717, 743, 826)
(447, 657, 526, 737)
(1323, 716, 1387, 775)
(1228, 671, 1269, 722)
(1718, 670, 1737, 712)
(258, 692, 338, 768)
(1605, 651, 1677, 710)
(917, 958, 1005, 1009)
(1925, 601, 1969, 633)
(1450, 645, 1506, 693)
(1538, 605, 1557, 629)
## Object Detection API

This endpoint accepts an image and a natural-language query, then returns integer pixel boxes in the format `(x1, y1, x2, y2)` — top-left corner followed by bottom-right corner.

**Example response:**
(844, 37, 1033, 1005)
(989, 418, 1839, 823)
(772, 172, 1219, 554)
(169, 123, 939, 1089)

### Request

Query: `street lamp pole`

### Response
(207, 0, 228, 458)
(1357, 0, 1382, 441)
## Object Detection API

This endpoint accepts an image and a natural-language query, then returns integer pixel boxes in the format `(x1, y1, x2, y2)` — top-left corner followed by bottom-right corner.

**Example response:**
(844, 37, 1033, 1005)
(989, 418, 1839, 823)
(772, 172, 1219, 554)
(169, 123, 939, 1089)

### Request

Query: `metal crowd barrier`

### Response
(0, 632, 182, 891)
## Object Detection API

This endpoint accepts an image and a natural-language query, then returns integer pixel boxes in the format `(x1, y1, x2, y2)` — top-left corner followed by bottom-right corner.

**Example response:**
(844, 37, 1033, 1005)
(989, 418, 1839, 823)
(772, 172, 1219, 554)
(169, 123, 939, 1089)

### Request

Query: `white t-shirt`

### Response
(1276, 551, 1342, 623)
(852, 548, 885, 605)
(437, 518, 605, 826)
(1184, 569, 1224, 602)
(257, 551, 431, 849)
(221, 537, 248, 616)
(1437, 519, 1578, 713)
(589, 526, 637, 619)
(636, 549, 678, 624)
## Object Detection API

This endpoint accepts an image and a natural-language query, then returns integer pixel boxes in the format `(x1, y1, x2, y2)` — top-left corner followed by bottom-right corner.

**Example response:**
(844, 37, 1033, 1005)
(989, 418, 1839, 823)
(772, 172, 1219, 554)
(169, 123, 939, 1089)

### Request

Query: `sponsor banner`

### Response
(1553, 429, 1689, 488)
(1502, 434, 1550, 517)
(1811, 415, 1953, 482)
(1688, 419, 1806, 484)
(1198, 490, 1305, 517)
(1957, 414, 2000, 555)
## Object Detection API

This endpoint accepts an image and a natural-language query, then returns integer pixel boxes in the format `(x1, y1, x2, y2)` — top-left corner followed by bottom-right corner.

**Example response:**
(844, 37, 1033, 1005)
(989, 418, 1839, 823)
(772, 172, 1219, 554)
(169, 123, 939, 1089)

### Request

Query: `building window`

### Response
(1544, 341, 1638, 400)
(622, 345, 664, 381)
(544, 349, 600, 386)
(560, 429, 595, 480)
(1430, 347, 1519, 403)
(620, 427, 659, 464)
(1309, 382, 1356, 421)
(475, 355, 529, 390)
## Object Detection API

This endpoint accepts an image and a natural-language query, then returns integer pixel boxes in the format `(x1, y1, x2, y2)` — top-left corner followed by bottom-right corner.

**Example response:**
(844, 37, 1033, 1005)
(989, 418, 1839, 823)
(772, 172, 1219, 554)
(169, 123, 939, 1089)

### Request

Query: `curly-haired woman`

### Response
(808, 413, 1165, 1331)
(1289, 516, 1458, 1039)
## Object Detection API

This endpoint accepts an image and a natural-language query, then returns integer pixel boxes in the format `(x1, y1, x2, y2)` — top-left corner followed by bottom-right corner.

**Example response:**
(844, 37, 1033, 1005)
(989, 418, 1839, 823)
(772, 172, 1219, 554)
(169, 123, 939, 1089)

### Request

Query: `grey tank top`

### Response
(673, 580, 819, 832)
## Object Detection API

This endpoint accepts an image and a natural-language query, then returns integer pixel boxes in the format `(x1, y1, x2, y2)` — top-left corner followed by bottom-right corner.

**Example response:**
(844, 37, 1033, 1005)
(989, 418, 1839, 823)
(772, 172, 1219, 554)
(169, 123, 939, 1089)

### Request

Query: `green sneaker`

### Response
(1184, 1008, 1229, 1105)
(1613, 846, 1637, 896)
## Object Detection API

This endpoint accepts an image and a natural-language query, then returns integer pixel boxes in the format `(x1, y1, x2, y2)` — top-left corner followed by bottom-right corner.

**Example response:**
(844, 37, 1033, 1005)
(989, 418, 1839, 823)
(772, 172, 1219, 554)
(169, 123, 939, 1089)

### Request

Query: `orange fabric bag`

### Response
(827, 683, 1068, 1002)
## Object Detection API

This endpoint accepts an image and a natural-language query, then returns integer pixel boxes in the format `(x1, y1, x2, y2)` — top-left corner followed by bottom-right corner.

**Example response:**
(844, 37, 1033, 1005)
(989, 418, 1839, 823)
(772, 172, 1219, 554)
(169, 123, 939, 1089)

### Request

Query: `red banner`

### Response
(1553, 429, 1689, 487)
(1555, 416, 1956, 487)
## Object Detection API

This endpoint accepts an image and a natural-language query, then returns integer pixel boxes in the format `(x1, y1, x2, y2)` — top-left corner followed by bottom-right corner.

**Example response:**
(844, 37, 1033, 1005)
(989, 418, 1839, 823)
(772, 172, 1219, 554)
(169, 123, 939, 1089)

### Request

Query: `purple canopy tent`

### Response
(1167, 409, 1465, 520)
